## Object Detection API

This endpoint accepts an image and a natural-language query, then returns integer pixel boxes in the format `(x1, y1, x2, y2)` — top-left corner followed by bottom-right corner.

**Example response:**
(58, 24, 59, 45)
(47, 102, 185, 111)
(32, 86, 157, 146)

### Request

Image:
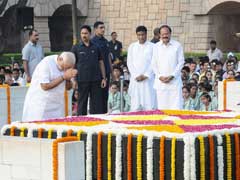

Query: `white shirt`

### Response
(151, 39, 184, 90)
(22, 55, 65, 121)
(127, 41, 154, 79)
(127, 41, 156, 111)
(207, 48, 223, 61)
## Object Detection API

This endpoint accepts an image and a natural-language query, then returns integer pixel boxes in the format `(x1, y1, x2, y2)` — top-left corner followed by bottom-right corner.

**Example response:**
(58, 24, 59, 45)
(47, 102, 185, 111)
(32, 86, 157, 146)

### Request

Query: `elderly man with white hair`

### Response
(22, 52, 77, 121)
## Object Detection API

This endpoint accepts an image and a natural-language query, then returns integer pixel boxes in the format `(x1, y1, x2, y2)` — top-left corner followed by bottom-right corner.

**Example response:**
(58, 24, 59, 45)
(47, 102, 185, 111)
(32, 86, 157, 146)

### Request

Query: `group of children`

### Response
(181, 54, 240, 111)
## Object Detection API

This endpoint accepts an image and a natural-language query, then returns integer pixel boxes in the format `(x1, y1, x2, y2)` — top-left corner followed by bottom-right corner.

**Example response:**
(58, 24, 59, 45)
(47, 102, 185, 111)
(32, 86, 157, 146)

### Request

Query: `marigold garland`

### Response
(137, 134, 143, 180)
(198, 136, 205, 180)
(64, 89, 68, 117)
(127, 134, 133, 180)
(97, 131, 103, 180)
(77, 130, 83, 140)
(67, 129, 73, 137)
(225, 133, 232, 180)
(20, 127, 25, 137)
(160, 136, 165, 180)
(48, 129, 53, 139)
(107, 132, 112, 180)
(6, 86, 11, 124)
(223, 79, 235, 110)
(38, 128, 44, 138)
(52, 136, 78, 180)
(10, 126, 16, 136)
(208, 135, 215, 180)
(234, 133, 240, 180)
(171, 137, 176, 180)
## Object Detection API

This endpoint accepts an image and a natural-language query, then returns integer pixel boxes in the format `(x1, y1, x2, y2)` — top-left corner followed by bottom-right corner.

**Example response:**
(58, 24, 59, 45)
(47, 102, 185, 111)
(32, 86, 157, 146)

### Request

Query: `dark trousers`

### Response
(102, 74, 110, 113)
(77, 81, 103, 115)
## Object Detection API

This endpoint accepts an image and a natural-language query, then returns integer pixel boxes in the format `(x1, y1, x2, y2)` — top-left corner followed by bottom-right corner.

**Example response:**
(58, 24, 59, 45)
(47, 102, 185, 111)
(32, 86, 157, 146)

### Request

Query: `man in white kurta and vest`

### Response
(22, 52, 77, 121)
(152, 25, 184, 109)
(127, 26, 156, 111)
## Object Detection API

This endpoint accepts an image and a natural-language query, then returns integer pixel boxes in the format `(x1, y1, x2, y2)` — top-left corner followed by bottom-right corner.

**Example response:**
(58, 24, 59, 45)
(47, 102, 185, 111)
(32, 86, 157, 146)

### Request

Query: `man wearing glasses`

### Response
(91, 21, 112, 113)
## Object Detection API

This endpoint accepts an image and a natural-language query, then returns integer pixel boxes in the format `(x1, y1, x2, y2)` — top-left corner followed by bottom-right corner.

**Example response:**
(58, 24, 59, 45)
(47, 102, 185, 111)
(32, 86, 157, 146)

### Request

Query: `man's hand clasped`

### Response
(135, 75, 148, 82)
(63, 69, 78, 80)
(159, 76, 174, 83)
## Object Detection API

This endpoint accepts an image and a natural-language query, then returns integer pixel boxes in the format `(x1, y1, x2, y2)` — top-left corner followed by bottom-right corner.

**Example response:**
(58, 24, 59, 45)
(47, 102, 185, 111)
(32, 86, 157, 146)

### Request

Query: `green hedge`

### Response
(0, 52, 60, 66)
(0, 52, 240, 66)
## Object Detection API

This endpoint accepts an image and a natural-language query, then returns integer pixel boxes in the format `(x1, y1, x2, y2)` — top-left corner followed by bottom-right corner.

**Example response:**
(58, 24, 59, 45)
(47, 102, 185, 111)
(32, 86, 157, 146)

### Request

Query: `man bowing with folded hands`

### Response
(22, 52, 78, 121)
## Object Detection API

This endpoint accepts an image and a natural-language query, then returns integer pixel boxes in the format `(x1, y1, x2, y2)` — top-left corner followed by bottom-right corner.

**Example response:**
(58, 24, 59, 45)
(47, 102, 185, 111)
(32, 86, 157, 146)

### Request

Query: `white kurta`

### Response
(151, 39, 184, 110)
(22, 55, 65, 121)
(127, 41, 156, 111)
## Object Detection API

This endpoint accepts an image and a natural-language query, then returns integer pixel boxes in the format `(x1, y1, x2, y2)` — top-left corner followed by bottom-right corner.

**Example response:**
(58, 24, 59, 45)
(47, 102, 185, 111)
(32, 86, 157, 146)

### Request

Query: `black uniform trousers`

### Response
(77, 81, 103, 115)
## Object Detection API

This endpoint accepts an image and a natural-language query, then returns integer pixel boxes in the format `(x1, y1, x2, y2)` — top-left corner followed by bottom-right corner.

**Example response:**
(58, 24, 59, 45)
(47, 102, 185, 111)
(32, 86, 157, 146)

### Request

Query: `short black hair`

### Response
(182, 85, 190, 92)
(189, 82, 198, 88)
(80, 25, 91, 33)
(12, 68, 20, 73)
(110, 81, 119, 87)
(136, 26, 147, 33)
(200, 92, 212, 102)
(189, 78, 198, 84)
(199, 56, 209, 63)
(111, 32, 117, 36)
(29, 29, 37, 37)
(201, 82, 212, 92)
(215, 61, 222, 66)
(0, 66, 5, 71)
(227, 60, 235, 65)
(153, 27, 160, 35)
(210, 40, 216, 45)
(211, 59, 218, 65)
(182, 66, 190, 73)
(159, 25, 172, 33)
(113, 65, 123, 74)
(94, 21, 104, 29)
(4, 69, 12, 74)
(190, 61, 197, 65)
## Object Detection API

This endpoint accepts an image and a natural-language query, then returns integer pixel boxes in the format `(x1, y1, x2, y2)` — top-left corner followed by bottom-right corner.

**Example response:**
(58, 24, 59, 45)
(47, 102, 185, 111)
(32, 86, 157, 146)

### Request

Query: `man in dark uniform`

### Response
(91, 21, 112, 113)
(108, 32, 123, 63)
(71, 25, 107, 115)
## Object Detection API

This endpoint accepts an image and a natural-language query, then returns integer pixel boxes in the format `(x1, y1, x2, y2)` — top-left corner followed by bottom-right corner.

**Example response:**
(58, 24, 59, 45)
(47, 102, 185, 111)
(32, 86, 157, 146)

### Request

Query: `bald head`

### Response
(57, 52, 76, 71)
(59, 52, 76, 65)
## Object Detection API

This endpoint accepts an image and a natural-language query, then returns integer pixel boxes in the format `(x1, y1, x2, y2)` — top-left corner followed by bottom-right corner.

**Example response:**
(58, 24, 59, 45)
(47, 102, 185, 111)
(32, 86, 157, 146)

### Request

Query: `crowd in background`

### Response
(1, 27, 240, 114)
